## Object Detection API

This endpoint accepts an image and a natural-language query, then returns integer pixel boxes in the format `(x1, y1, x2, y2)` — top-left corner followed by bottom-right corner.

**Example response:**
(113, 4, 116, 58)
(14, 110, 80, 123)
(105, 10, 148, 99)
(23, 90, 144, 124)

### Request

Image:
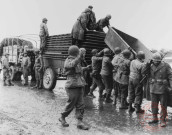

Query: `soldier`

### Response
(32, 50, 43, 89)
(71, 8, 92, 46)
(88, 49, 104, 99)
(59, 45, 90, 130)
(100, 48, 113, 103)
(87, 5, 97, 30)
(2, 53, 14, 86)
(128, 51, 145, 113)
(0, 57, 2, 74)
(114, 49, 131, 109)
(39, 18, 49, 53)
(148, 52, 172, 127)
(21, 51, 31, 85)
(111, 47, 122, 105)
(96, 14, 111, 32)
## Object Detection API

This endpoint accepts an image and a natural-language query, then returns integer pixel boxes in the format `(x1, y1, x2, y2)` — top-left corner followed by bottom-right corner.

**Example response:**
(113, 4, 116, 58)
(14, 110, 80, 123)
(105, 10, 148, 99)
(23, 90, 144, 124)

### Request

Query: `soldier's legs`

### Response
(75, 88, 85, 120)
(61, 88, 82, 118)
(119, 84, 128, 109)
(149, 93, 159, 124)
(128, 79, 135, 112)
(135, 84, 143, 106)
(101, 75, 113, 103)
(159, 94, 167, 121)
(3, 69, 7, 85)
(23, 68, 28, 85)
(40, 35, 46, 53)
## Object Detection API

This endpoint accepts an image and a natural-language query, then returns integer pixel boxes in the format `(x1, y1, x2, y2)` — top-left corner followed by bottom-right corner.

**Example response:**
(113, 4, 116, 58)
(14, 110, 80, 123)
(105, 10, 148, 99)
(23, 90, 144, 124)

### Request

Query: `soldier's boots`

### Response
(148, 115, 158, 124)
(9, 81, 14, 86)
(135, 105, 144, 113)
(59, 116, 69, 127)
(119, 98, 128, 109)
(105, 94, 113, 103)
(112, 96, 117, 105)
(128, 103, 135, 112)
(77, 119, 89, 130)
(160, 119, 166, 127)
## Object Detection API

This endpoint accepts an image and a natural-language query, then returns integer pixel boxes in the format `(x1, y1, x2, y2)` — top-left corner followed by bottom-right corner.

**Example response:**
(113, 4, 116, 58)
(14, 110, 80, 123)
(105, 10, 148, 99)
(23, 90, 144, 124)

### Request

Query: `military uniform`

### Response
(149, 61, 172, 124)
(100, 55, 113, 102)
(71, 8, 91, 46)
(112, 54, 121, 101)
(128, 59, 144, 109)
(33, 54, 43, 88)
(22, 55, 31, 85)
(114, 55, 130, 108)
(96, 18, 110, 32)
(39, 20, 49, 53)
(2, 56, 11, 86)
(89, 55, 104, 98)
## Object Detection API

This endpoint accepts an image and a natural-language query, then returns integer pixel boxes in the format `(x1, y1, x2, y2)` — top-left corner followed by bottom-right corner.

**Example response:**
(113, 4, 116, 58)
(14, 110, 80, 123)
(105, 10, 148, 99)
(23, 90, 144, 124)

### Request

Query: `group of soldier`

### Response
(59, 45, 172, 129)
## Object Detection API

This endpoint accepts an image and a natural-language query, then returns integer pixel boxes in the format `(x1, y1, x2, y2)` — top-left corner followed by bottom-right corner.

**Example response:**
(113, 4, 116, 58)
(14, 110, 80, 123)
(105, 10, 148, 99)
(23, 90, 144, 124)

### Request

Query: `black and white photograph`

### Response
(0, 0, 172, 134)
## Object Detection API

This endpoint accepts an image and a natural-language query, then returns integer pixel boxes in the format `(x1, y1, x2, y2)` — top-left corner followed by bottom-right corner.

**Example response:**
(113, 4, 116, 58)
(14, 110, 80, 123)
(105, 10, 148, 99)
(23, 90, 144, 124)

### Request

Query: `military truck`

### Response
(0, 38, 36, 81)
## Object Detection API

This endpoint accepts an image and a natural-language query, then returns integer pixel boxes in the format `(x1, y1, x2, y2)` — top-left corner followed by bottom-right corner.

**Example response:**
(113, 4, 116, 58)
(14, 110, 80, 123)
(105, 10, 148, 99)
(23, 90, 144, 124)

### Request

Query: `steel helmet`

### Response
(42, 18, 48, 22)
(106, 14, 111, 19)
(114, 47, 121, 54)
(122, 49, 131, 59)
(4, 52, 9, 56)
(79, 48, 86, 53)
(137, 51, 145, 60)
(104, 48, 111, 56)
(84, 8, 91, 13)
(152, 52, 162, 61)
(91, 49, 98, 55)
(68, 45, 79, 56)
(88, 5, 93, 9)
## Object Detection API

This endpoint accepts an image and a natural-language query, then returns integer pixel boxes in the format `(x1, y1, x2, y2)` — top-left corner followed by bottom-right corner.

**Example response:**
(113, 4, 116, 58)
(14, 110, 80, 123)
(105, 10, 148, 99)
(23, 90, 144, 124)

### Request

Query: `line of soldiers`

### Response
(59, 45, 172, 129)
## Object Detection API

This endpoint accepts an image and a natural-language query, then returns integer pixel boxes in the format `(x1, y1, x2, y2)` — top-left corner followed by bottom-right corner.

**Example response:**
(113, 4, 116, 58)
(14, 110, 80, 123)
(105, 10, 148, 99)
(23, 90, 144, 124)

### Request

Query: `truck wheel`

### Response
(43, 68, 57, 90)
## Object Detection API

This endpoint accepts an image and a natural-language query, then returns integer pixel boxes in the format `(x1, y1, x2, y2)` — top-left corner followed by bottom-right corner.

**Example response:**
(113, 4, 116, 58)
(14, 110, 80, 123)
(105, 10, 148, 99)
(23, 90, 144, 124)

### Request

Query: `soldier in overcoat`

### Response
(148, 52, 172, 127)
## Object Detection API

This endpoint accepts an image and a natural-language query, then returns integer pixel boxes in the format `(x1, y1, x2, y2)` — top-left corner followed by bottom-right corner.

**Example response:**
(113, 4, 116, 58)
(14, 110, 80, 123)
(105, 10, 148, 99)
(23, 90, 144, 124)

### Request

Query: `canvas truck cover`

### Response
(105, 27, 152, 62)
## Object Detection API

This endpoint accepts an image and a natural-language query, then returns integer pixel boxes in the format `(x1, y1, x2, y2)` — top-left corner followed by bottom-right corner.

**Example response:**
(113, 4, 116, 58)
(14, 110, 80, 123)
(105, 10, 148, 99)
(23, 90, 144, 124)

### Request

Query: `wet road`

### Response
(0, 76, 172, 135)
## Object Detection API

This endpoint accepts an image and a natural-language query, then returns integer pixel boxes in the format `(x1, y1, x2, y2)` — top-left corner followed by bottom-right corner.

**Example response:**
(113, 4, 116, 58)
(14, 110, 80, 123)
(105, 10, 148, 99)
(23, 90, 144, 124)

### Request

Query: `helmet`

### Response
(122, 49, 131, 58)
(84, 8, 91, 13)
(114, 47, 121, 54)
(68, 45, 79, 56)
(106, 14, 111, 19)
(152, 52, 162, 61)
(104, 48, 111, 56)
(137, 51, 145, 60)
(42, 18, 48, 22)
(79, 48, 86, 53)
(91, 49, 98, 55)
(4, 52, 9, 56)
(88, 5, 93, 9)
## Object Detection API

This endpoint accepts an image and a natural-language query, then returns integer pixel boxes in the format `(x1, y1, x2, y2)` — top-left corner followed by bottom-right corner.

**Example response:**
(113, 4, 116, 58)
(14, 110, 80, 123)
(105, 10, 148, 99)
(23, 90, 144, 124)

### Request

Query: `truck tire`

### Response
(43, 68, 57, 90)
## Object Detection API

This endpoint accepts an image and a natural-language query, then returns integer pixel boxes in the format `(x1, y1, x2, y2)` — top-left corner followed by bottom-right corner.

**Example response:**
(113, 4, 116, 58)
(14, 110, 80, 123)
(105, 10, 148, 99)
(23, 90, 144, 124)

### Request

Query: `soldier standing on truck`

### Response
(111, 47, 122, 105)
(59, 45, 90, 130)
(87, 5, 97, 30)
(114, 49, 131, 109)
(96, 14, 111, 32)
(2, 53, 14, 86)
(128, 51, 145, 113)
(100, 48, 113, 103)
(148, 52, 172, 127)
(21, 51, 31, 85)
(32, 50, 43, 89)
(39, 18, 49, 53)
(71, 8, 92, 46)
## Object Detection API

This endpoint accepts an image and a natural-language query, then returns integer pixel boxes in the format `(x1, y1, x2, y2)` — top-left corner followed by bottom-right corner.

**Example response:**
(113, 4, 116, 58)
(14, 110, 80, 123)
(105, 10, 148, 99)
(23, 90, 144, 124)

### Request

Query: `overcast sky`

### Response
(0, 0, 172, 50)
